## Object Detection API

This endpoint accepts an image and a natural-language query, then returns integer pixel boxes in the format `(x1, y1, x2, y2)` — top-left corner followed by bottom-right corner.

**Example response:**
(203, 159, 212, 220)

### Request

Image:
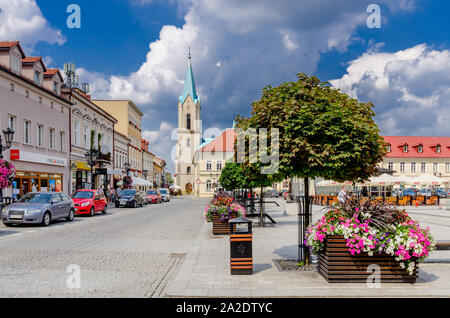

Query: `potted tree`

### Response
(236, 73, 387, 268)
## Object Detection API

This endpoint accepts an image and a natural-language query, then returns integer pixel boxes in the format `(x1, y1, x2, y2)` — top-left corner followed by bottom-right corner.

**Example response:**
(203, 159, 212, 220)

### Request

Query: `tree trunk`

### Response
(304, 177, 310, 266)
(259, 185, 264, 227)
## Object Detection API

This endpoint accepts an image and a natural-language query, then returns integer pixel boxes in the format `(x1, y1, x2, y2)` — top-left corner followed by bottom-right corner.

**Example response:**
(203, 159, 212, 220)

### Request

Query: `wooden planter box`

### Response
(212, 212, 237, 235)
(318, 235, 418, 283)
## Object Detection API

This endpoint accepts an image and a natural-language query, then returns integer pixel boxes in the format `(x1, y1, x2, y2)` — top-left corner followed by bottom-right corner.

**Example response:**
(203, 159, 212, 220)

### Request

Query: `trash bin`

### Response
(229, 217, 253, 275)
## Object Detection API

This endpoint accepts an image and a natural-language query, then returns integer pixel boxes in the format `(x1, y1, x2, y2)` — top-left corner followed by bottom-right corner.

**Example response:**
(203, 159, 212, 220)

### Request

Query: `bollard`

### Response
(229, 217, 253, 275)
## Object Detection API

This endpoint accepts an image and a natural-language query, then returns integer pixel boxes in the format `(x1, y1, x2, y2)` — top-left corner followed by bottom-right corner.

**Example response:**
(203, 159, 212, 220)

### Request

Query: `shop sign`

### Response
(10, 149, 20, 160)
(15, 151, 67, 167)
(76, 161, 91, 170)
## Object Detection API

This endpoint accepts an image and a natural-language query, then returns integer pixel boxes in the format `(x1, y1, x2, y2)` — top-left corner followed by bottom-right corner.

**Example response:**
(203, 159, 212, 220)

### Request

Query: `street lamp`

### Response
(0, 127, 15, 159)
(124, 162, 131, 177)
(84, 149, 98, 189)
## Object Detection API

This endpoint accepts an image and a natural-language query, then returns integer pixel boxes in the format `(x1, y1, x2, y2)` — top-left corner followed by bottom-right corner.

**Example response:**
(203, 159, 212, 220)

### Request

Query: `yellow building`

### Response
(93, 100, 144, 178)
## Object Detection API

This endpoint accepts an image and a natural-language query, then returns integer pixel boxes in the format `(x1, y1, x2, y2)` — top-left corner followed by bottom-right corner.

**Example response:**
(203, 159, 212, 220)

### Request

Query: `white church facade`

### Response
(175, 54, 235, 197)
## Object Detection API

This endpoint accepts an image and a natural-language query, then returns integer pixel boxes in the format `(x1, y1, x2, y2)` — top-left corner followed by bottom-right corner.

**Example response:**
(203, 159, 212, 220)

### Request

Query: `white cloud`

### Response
(330, 44, 450, 136)
(70, 0, 416, 165)
(142, 122, 176, 171)
(0, 0, 65, 52)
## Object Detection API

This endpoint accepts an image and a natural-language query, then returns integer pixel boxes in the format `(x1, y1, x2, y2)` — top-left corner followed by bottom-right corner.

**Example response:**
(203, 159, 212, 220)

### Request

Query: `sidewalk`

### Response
(165, 199, 450, 297)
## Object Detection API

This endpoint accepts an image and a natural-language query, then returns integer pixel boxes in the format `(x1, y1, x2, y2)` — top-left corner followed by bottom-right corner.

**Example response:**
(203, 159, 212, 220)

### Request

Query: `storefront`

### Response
(12, 172, 63, 200)
(71, 160, 91, 191)
(9, 150, 69, 199)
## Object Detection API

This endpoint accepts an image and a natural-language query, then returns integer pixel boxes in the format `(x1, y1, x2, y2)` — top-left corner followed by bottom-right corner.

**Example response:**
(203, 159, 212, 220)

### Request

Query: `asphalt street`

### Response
(0, 196, 208, 297)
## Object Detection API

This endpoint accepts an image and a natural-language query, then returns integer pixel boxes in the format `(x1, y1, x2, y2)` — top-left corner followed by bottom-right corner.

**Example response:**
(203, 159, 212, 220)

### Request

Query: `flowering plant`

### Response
(123, 176, 133, 189)
(204, 200, 245, 222)
(306, 198, 435, 275)
(0, 159, 16, 189)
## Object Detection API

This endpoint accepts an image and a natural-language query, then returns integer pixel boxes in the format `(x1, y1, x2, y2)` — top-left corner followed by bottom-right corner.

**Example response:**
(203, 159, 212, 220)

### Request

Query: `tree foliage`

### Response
(236, 73, 386, 182)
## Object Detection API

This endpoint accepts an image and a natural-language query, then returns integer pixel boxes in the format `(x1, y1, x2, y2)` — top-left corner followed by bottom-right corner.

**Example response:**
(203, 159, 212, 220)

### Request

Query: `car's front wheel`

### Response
(66, 209, 74, 222)
(42, 212, 51, 227)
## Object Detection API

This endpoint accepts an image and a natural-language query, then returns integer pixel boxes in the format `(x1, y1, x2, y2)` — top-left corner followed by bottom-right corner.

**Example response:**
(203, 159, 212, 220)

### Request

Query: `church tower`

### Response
(175, 50, 201, 193)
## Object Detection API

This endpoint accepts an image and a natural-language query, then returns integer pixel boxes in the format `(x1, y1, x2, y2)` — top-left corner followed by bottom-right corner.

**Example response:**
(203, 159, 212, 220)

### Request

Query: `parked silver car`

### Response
(158, 188, 170, 202)
(1, 192, 74, 227)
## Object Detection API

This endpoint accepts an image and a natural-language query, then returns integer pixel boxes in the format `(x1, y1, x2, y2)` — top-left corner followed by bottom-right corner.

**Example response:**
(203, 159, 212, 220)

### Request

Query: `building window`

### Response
(411, 162, 416, 173)
(217, 161, 222, 171)
(10, 83, 14, 92)
(446, 163, 450, 173)
(400, 162, 405, 172)
(11, 56, 20, 74)
(403, 145, 408, 153)
(53, 81, 58, 94)
(24, 120, 31, 145)
(37, 125, 43, 147)
(386, 145, 391, 153)
(186, 114, 191, 130)
(436, 145, 441, 153)
(74, 121, 80, 146)
(187, 167, 191, 174)
(60, 131, 65, 152)
(433, 163, 438, 173)
(421, 162, 426, 172)
(206, 180, 212, 191)
(8, 115, 16, 141)
(34, 70, 41, 85)
(39, 96, 42, 104)
(206, 161, 212, 171)
(418, 145, 423, 153)
(84, 127, 88, 148)
(49, 128, 55, 149)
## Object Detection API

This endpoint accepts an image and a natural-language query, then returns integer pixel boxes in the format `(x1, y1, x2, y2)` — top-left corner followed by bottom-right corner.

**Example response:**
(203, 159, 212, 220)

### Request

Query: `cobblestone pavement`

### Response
(0, 197, 208, 298)
(166, 198, 450, 297)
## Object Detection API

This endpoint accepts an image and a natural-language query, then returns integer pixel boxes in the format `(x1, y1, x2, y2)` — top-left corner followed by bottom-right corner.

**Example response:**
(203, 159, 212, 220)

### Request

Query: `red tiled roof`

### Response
(200, 129, 236, 152)
(383, 136, 450, 158)
(0, 41, 19, 48)
(44, 68, 63, 81)
(22, 56, 47, 72)
(0, 41, 26, 58)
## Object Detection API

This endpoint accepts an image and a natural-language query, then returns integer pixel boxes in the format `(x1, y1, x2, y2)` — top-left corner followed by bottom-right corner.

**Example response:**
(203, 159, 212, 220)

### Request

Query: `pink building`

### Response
(0, 41, 72, 198)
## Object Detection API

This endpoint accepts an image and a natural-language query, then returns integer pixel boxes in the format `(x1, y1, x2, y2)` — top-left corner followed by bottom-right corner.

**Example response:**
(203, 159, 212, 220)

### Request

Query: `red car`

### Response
(147, 190, 162, 204)
(72, 190, 107, 216)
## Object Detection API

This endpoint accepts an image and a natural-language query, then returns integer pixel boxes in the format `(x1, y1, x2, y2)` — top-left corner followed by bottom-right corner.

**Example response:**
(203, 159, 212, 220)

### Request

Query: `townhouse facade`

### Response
(0, 41, 71, 197)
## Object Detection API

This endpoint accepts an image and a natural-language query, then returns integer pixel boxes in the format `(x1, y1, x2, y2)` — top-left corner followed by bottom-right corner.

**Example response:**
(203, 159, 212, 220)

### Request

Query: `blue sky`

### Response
(1, 0, 449, 171)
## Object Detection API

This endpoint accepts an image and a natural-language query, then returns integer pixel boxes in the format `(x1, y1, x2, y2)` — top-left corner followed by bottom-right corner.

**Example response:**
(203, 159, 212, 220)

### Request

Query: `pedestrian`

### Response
(338, 187, 347, 204)
(31, 182, 37, 193)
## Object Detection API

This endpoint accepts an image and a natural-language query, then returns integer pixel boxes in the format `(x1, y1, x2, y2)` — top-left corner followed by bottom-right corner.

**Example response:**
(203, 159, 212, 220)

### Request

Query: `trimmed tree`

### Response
(237, 73, 386, 265)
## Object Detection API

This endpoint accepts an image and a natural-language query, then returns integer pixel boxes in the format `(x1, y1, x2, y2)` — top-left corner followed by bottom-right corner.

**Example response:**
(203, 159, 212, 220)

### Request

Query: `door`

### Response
(50, 193, 64, 219)
(60, 193, 72, 217)
(93, 192, 102, 212)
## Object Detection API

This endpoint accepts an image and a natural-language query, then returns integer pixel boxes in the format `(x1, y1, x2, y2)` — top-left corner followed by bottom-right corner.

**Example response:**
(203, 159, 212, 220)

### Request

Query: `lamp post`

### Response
(0, 127, 15, 202)
(124, 162, 131, 177)
(84, 149, 98, 190)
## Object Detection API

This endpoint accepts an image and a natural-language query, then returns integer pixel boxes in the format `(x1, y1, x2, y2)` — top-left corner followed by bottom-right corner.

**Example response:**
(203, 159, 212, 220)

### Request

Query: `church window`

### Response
(186, 114, 191, 130)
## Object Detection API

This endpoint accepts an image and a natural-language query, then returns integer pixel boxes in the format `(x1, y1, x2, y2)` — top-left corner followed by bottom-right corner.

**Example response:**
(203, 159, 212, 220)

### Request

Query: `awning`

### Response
(131, 177, 152, 186)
